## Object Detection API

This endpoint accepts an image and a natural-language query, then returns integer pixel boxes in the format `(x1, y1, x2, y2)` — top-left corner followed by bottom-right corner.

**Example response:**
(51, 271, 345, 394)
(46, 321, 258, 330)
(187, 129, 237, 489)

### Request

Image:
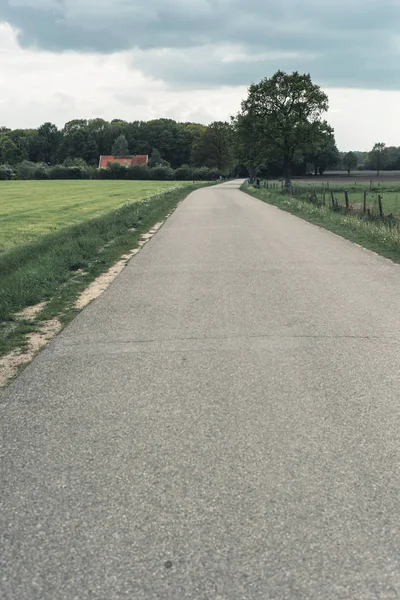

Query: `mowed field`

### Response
(0, 180, 187, 253)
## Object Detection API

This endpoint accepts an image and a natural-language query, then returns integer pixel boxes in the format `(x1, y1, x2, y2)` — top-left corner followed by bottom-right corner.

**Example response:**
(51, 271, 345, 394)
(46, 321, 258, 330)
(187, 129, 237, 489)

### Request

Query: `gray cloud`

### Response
(2, 0, 400, 89)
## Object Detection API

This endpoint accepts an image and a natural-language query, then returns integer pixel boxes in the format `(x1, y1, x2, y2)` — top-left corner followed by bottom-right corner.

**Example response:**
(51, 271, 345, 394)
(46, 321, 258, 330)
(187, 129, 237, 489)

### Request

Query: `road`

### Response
(2, 181, 400, 599)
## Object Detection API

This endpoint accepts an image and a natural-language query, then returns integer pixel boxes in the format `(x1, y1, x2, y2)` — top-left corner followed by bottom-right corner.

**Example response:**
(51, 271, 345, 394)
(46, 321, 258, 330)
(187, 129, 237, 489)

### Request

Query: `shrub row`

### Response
(0, 161, 224, 181)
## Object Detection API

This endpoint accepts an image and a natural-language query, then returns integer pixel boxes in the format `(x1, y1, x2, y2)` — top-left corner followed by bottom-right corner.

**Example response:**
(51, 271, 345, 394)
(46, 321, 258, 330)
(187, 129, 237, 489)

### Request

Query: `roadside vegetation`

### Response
(0, 183, 202, 357)
(255, 179, 400, 216)
(244, 184, 400, 264)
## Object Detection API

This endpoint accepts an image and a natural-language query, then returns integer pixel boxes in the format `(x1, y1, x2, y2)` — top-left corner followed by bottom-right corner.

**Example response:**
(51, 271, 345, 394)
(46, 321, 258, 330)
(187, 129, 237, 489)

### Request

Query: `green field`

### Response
(264, 179, 400, 215)
(0, 181, 201, 358)
(0, 180, 186, 253)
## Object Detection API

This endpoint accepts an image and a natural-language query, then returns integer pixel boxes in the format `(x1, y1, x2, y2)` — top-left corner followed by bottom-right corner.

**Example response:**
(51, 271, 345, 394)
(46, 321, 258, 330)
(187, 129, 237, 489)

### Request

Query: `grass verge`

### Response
(243, 184, 400, 263)
(0, 184, 200, 357)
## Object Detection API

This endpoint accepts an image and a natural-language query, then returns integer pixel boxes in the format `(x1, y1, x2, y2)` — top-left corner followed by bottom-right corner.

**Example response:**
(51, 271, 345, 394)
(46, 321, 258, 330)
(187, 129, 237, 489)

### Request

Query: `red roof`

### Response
(99, 155, 148, 169)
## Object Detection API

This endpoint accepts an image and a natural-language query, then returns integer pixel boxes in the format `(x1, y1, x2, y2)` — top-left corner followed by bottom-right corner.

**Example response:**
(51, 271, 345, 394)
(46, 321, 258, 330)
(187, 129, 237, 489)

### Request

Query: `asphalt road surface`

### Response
(2, 181, 400, 599)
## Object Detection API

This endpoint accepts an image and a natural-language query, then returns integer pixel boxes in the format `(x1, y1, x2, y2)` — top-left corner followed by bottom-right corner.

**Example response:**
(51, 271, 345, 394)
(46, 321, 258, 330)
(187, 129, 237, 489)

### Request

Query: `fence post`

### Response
(378, 195, 383, 218)
(331, 190, 335, 208)
(370, 180, 373, 191)
(345, 190, 349, 209)
(363, 190, 367, 214)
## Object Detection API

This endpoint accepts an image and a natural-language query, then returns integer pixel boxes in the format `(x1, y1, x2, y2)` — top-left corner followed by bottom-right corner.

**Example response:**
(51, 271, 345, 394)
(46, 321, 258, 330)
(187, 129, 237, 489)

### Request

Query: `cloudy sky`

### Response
(1, 0, 400, 150)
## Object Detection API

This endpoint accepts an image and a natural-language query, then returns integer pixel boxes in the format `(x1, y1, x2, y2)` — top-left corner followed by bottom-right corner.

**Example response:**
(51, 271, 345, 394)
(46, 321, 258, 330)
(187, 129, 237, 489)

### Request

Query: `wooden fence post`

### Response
(370, 180, 373, 191)
(378, 195, 383, 217)
(331, 190, 335, 208)
(345, 190, 349, 209)
(363, 190, 367, 214)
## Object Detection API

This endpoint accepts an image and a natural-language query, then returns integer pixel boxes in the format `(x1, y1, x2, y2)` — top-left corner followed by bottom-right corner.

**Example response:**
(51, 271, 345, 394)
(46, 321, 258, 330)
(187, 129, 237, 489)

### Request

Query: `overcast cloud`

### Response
(1, 0, 400, 149)
(2, 0, 400, 88)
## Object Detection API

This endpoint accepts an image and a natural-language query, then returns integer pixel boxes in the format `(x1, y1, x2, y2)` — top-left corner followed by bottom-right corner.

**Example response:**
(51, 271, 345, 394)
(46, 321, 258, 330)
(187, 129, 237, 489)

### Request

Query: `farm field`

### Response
(266, 177, 400, 215)
(0, 180, 200, 359)
(0, 180, 188, 253)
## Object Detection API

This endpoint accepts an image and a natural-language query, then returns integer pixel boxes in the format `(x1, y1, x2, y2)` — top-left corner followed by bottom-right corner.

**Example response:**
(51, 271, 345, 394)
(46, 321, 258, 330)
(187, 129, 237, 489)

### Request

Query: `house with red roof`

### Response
(99, 155, 149, 169)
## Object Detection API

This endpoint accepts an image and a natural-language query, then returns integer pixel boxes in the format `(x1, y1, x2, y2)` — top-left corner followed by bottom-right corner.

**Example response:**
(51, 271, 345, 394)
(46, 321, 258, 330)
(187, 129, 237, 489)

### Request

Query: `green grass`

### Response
(0, 182, 203, 357)
(262, 179, 400, 215)
(243, 184, 400, 263)
(0, 180, 189, 254)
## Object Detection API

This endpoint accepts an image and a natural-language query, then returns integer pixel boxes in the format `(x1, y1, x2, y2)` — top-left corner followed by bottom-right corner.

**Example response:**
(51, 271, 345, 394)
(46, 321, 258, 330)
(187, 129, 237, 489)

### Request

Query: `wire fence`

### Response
(250, 180, 400, 228)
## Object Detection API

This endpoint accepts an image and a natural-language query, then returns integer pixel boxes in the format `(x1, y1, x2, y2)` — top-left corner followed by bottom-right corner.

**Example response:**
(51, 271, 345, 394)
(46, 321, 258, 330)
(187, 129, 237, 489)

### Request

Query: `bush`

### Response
(50, 165, 93, 180)
(0, 165, 14, 180)
(107, 162, 128, 179)
(62, 157, 89, 168)
(34, 166, 50, 180)
(16, 161, 37, 180)
(190, 167, 222, 181)
(174, 166, 193, 181)
(151, 166, 174, 180)
(126, 165, 151, 180)
(94, 163, 128, 180)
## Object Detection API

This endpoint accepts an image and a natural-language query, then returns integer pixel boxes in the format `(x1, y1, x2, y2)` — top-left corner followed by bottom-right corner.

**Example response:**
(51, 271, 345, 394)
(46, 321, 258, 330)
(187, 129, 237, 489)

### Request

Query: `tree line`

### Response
(0, 118, 235, 176)
(1, 71, 398, 184)
(341, 144, 400, 176)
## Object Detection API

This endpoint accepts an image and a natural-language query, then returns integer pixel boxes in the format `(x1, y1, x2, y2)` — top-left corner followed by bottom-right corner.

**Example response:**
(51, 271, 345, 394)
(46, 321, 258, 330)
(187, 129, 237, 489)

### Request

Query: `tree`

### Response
(307, 131, 340, 175)
(83, 135, 99, 165)
(343, 151, 358, 175)
(148, 148, 162, 167)
(383, 146, 400, 171)
(36, 122, 61, 164)
(368, 142, 386, 176)
(235, 71, 329, 187)
(0, 136, 19, 164)
(112, 134, 129, 157)
(193, 122, 234, 172)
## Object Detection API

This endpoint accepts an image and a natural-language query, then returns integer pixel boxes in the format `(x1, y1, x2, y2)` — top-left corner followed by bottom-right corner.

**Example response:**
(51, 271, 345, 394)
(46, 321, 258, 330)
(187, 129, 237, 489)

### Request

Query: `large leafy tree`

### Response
(192, 122, 234, 172)
(307, 131, 340, 175)
(235, 71, 330, 187)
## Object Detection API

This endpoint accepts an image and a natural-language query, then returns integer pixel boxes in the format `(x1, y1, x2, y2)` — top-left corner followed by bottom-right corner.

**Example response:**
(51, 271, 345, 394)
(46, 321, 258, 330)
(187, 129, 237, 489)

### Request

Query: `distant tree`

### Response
(343, 151, 358, 175)
(148, 148, 163, 167)
(112, 134, 129, 157)
(368, 142, 386, 176)
(0, 136, 19, 164)
(83, 135, 99, 165)
(235, 71, 330, 187)
(307, 130, 340, 175)
(192, 122, 234, 172)
(383, 146, 400, 171)
(35, 122, 61, 164)
(69, 131, 87, 159)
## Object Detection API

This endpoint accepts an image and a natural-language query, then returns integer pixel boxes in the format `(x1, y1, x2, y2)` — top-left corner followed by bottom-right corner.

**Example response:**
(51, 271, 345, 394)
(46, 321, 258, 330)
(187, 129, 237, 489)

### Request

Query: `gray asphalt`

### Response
(2, 181, 400, 599)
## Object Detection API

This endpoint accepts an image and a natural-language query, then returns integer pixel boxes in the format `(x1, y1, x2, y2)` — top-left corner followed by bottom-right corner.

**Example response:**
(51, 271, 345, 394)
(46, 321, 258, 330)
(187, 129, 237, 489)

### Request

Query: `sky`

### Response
(1, 0, 400, 151)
